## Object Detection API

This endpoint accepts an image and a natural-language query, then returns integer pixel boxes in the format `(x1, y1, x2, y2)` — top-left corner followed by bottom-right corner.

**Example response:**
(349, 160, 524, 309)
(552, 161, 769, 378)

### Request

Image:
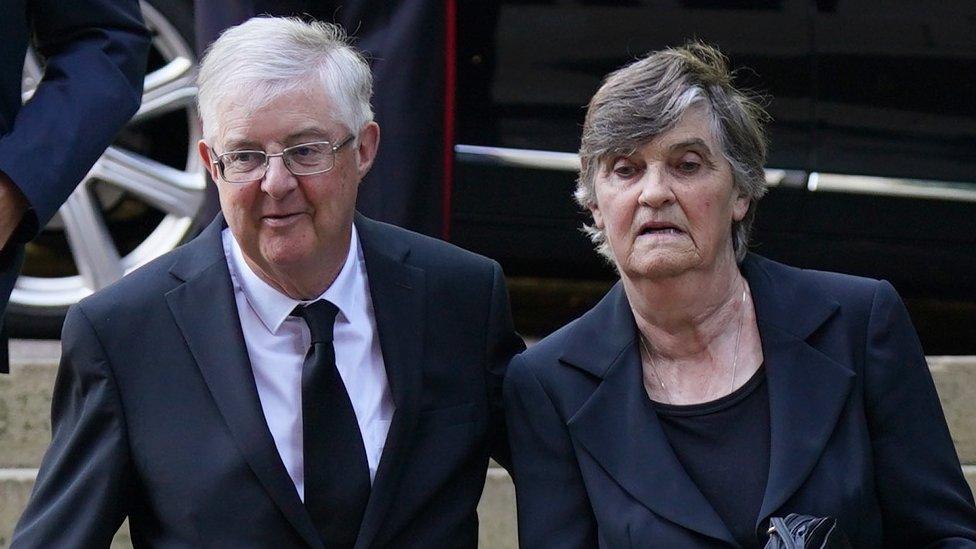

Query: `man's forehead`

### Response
(220, 126, 335, 149)
(214, 86, 341, 147)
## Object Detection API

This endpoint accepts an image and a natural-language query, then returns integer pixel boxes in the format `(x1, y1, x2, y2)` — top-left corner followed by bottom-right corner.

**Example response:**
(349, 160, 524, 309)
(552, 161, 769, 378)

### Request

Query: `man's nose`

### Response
(637, 165, 676, 208)
(260, 155, 298, 199)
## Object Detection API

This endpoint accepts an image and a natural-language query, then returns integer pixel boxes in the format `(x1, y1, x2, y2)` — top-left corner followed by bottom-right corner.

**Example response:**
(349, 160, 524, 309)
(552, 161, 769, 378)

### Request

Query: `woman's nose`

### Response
(637, 166, 675, 208)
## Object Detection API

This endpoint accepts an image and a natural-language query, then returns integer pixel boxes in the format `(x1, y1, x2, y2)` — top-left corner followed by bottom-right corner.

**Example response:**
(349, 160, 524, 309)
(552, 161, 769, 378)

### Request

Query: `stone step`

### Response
(0, 341, 59, 469)
(1, 469, 134, 548)
(930, 356, 976, 465)
(4, 341, 975, 468)
(0, 466, 516, 548)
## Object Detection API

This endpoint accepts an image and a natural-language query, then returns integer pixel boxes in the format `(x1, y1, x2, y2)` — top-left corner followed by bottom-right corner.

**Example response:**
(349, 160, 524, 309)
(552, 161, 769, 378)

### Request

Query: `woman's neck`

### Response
(623, 251, 746, 361)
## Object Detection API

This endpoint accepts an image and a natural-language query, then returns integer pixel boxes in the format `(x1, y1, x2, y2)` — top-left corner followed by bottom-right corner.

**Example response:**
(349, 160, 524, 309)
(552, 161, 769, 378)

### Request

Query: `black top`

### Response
(652, 365, 770, 548)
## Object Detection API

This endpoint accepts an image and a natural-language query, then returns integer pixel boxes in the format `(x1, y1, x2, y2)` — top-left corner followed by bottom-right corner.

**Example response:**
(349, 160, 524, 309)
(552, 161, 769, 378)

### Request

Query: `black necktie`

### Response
(293, 300, 370, 548)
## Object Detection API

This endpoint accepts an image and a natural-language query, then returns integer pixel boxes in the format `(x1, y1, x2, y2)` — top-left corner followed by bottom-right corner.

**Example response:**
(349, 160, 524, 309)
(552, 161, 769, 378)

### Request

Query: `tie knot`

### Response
(293, 300, 340, 344)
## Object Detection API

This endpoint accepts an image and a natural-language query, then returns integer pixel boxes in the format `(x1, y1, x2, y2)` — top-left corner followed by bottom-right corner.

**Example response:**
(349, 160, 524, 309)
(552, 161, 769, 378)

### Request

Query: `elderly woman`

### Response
(504, 43, 976, 548)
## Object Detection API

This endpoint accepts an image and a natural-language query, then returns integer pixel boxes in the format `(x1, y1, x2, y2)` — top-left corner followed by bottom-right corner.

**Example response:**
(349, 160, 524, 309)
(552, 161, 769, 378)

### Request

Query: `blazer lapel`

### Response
(353, 214, 426, 549)
(563, 285, 738, 545)
(165, 216, 323, 549)
(742, 255, 856, 525)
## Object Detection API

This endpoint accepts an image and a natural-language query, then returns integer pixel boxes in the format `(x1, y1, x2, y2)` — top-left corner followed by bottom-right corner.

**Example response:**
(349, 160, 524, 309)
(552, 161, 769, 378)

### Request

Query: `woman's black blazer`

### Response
(505, 253, 976, 548)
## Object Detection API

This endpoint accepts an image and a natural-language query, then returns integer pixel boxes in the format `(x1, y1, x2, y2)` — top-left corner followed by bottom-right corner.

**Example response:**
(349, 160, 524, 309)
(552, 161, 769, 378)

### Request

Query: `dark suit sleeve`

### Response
(11, 306, 133, 547)
(505, 355, 598, 548)
(485, 261, 525, 470)
(0, 0, 149, 239)
(864, 281, 976, 546)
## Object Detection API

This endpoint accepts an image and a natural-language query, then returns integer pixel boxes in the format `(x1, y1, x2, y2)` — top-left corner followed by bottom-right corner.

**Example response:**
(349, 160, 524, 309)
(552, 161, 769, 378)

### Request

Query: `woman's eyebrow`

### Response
(668, 138, 713, 155)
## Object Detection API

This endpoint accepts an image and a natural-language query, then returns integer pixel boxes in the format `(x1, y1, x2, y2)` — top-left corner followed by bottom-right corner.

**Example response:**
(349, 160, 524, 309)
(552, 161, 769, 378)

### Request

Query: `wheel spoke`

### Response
(92, 146, 206, 218)
(60, 184, 125, 291)
(21, 50, 43, 101)
(132, 57, 197, 122)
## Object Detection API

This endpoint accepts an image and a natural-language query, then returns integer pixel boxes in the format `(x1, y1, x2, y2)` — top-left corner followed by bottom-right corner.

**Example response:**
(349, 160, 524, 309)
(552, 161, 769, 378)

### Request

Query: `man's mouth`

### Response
(262, 212, 305, 225)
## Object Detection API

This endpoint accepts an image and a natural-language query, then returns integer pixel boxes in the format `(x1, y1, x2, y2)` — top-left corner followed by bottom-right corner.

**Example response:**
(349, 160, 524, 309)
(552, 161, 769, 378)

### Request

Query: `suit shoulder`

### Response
(72, 243, 188, 320)
(512, 315, 589, 387)
(365, 218, 499, 272)
(748, 254, 887, 311)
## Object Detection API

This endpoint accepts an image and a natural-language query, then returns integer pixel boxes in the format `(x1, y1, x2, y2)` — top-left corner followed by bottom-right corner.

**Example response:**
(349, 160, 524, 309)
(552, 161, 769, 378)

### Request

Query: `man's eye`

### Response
(227, 152, 257, 164)
(288, 144, 328, 165)
(676, 160, 700, 173)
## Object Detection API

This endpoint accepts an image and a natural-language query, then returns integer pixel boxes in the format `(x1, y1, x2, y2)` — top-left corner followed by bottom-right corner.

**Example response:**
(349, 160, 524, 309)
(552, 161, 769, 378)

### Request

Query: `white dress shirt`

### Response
(222, 225, 394, 500)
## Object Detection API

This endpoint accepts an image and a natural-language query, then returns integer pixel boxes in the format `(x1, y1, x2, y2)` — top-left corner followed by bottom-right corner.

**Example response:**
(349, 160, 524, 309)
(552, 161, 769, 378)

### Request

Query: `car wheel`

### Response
(8, 0, 210, 338)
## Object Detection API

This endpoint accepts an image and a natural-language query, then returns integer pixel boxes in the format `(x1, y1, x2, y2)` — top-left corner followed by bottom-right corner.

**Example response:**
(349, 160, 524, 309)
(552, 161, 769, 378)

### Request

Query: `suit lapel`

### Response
(742, 256, 855, 525)
(165, 216, 323, 549)
(353, 214, 426, 549)
(562, 285, 738, 545)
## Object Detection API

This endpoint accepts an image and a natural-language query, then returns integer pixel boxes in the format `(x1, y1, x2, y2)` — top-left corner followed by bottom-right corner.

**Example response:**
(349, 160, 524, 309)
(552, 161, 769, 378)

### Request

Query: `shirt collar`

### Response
(223, 224, 363, 335)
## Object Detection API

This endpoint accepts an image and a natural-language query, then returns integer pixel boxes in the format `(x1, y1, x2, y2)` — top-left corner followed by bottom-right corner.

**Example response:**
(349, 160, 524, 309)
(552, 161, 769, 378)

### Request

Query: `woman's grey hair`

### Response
(197, 17, 373, 142)
(576, 42, 770, 264)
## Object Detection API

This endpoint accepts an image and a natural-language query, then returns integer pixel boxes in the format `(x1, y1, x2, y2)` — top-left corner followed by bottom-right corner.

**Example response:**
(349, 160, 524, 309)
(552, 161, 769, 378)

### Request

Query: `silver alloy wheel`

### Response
(12, 1, 205, 311)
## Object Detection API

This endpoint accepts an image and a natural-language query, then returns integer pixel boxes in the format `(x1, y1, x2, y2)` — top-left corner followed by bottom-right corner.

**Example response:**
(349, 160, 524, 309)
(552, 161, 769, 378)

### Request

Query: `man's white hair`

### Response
(197, 17, 373, 142)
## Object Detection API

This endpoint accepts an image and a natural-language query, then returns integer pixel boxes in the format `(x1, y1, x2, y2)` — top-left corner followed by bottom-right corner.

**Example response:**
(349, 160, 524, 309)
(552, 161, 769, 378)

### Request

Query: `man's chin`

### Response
(262, 249, 313, 270)
(251, 237, 313, 267)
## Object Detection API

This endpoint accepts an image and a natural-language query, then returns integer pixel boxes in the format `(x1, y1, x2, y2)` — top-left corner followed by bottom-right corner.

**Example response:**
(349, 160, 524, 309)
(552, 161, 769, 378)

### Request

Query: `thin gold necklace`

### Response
(639, 285, 747, 404)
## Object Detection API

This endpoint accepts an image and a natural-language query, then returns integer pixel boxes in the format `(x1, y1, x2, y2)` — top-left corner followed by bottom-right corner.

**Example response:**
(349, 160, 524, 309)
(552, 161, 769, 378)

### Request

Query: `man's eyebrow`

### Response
(284, 128, 332, 143)
(220, 128, 334, 151)
(668, 137, 713, 155)
(222, 138, 261, 151)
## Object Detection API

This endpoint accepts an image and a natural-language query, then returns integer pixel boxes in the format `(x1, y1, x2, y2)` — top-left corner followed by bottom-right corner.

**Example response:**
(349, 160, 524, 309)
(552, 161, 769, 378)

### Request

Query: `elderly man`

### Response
(13, 17, 523, 548)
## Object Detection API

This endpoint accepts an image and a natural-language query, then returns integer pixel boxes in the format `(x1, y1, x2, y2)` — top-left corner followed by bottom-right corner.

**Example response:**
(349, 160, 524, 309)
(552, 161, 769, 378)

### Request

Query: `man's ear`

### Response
(198, 140, 219, 182)
(355, 122, 380, 178)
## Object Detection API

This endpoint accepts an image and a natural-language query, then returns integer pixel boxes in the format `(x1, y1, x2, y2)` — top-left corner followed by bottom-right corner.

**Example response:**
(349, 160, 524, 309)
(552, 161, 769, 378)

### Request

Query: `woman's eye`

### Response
(612, 162, 639, 178)
(674, 154, 703, 174)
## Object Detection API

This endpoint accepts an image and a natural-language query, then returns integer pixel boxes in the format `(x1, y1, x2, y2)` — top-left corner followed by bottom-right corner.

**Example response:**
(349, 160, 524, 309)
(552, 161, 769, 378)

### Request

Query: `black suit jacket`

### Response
(0, 0, 149, 371)
(505, 254, 976, 548)
(13, 213, 524, 548)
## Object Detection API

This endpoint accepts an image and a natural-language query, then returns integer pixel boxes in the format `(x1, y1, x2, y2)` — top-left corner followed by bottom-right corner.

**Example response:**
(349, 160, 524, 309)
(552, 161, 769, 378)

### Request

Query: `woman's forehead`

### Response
(606, 108, 722, 161)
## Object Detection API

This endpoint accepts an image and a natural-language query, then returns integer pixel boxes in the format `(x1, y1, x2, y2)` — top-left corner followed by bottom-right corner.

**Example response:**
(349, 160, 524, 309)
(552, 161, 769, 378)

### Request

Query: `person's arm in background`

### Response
(0, 0, 150, 250)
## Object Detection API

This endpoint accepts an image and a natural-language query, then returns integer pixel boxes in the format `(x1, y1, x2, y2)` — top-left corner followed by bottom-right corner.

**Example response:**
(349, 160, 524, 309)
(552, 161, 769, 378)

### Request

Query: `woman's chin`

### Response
(622, 250, 702, 280)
